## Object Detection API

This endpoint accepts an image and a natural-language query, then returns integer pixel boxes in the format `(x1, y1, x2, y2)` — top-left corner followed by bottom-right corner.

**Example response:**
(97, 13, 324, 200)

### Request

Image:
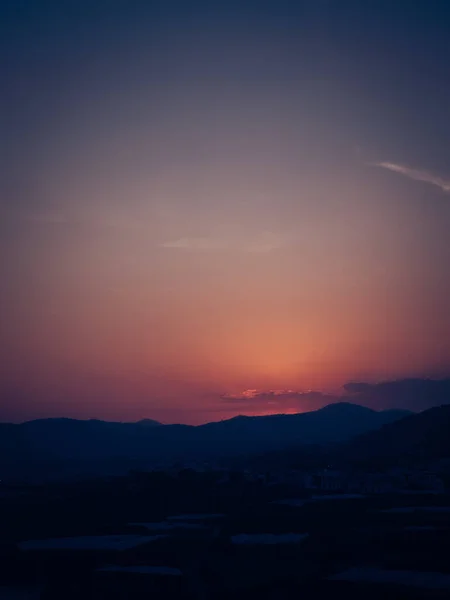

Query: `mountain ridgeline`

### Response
(0, 403, 411, 481)
(339, 403, 450, 467)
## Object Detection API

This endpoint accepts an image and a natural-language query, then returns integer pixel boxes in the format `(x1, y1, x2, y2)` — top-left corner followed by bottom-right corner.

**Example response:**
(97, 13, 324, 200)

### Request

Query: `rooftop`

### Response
(130, 521, 206, 531)
(18, 535, 166, 552)
(329, 567, 450, 590)
(381, 506, 450, 514)
(167, 513, 225, 521)
(97, 566, 182, 576)
(231, 533, 308, 545)
(0, 586, 42, 600)
(310, 494, 365, 501)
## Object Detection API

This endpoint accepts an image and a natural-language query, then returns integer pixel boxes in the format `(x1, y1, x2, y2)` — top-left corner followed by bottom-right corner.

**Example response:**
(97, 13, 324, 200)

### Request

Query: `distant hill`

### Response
(191, 403, 411, 450)
(0, 404, 410, 481)
(339, 404, 450, 467)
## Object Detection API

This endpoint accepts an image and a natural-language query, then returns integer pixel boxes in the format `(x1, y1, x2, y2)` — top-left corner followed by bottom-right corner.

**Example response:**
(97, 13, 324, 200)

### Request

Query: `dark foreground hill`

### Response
(0, 403, 410, 481)
(339, 404, 450, 467)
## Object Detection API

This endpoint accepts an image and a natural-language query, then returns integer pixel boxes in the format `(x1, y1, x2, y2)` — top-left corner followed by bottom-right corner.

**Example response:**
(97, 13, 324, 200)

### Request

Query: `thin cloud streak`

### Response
(24, 212, 69, 224)
(160, 231, 286, 253)
(160, 237, 229, 251)
(371, 161, 450, 193)
(22, 210, 147, 230)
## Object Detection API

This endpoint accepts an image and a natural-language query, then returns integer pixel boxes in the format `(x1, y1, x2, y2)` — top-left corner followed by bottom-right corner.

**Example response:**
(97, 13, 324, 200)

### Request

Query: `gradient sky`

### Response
(1, 1, 450, 423)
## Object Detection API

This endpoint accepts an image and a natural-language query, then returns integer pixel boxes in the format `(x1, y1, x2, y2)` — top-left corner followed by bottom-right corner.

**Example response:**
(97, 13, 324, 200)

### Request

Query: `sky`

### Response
(1, 1, 450, 424)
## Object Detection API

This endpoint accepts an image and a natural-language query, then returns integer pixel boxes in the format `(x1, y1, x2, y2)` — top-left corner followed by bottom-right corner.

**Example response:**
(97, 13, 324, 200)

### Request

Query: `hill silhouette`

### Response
(339, 404, 450, 467)
(0, 403, 410, 481)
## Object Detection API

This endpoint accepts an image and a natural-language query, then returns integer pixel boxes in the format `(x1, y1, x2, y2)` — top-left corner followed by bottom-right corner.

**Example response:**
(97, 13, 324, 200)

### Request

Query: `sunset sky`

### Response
(1, 1, 450, 423)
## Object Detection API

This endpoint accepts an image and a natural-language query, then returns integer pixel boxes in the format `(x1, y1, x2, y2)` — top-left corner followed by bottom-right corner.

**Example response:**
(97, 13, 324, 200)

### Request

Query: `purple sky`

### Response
(1, 1, 450, 423)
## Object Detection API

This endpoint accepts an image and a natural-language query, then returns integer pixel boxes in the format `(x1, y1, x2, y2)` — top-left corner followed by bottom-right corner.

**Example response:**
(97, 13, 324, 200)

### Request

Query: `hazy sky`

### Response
(2, 1, 450, 423)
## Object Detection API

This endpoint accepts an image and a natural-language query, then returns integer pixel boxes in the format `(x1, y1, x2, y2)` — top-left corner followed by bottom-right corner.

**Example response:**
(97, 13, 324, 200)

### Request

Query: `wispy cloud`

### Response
(25, 212, 69, 224)
(160, 237, 228, 251)
(370, 161, 450, 193)
(160, 231, 286, 253)
(23, 209, 146, 230)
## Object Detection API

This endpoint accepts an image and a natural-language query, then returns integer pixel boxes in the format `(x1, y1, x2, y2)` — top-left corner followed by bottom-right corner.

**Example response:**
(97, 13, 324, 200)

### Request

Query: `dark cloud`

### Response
(343, 378, 450, 411)
(221, 379, 450, 414)
(343, 382, 372, 394)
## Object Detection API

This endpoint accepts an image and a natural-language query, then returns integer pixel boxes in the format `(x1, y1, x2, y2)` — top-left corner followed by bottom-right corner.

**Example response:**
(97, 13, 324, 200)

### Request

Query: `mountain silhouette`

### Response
(339, 404, 450, 467)
(192, 403, 410, 449)
(0, 403, 410, 481)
